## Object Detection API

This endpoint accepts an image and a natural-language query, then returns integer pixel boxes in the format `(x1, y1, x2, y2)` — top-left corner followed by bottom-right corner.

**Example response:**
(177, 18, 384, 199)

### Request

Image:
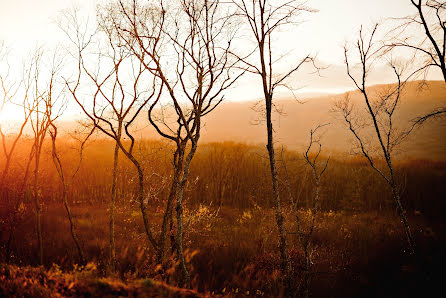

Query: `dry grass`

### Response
(1, 203, 445, 297)
(0, 140, 445, 296)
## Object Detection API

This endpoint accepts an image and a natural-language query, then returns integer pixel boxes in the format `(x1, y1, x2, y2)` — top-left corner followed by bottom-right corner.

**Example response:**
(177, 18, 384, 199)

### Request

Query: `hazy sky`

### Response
(0, 0, 442, 121)
(0, 0, 415, 62)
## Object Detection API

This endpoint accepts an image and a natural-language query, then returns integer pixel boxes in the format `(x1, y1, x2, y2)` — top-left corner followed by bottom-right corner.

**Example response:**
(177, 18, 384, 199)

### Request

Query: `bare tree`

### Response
(5, 142, 35, 262)
(0, 47, 37, 262)
(24, 48, 66, 265)
(387, 0, 446, 82)
(0, 45, 34, 225)
(112, 0, 241, 286)
(49, 122, 95, 265)
(384, 1, 446, 133)
(231, 0, 317, 291)
(0, 99, 32, 192)
(282, 124, 329, 298)
(334, 25, 417, 254)
(61, 9, 160, 272)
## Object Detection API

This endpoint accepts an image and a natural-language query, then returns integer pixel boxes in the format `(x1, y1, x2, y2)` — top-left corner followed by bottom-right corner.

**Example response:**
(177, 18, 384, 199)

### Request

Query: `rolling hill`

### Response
(4, 81, 444, 161)
(196, 80, 446, 160)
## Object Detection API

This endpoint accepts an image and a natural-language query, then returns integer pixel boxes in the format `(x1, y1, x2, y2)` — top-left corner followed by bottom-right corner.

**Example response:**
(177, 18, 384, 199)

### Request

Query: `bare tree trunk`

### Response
(169, 214, 176, 254)
(110, 125, 122, 272)
(385, 151, 415, 254)
(391, 183, 416, 254)
(157, 186, 178, 264)
(50, 127, 86, 265)
(33, 147, 43, 266)
(6, 144, 34, 262)
(304, 246, 310, 298)
(157, 154, 181, 264)
(175, 142, 198, 288)
(303, 178, 320, 298)
(265, 95, 291, 292)
(131, 158, 158, 249)
(173, 146, 188, 286)
(1, 121, 29, 243)
(157, 187, 176, 263)
(63, 187, 85, 264)
(109, 142, 158, 251)
(175, 201, 189, 286)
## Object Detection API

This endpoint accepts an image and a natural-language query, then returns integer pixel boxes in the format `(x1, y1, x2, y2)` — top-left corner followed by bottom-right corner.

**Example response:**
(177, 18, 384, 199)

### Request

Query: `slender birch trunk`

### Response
(157, 154, 181, 264)
(33, 145, 43, 265)
(110, 123, 122, 272)
(391, 182, 416, 254)
(175, 142, 198, 288)
(264, 86, 291, 293)
(50, 127, 85, 264)
(6, 144, 34, 262)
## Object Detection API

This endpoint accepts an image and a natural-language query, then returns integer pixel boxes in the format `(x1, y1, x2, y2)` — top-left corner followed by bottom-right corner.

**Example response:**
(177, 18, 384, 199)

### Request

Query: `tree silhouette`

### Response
(335, 24, 417, 254)
(231, 0, 317, 292)
(112, 0, 242, 286)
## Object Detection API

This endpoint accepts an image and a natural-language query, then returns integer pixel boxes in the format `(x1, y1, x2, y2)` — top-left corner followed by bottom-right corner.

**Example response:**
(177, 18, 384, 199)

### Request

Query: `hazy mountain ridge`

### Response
(5, 81, 444, 160)
(198, 80, 446, 160)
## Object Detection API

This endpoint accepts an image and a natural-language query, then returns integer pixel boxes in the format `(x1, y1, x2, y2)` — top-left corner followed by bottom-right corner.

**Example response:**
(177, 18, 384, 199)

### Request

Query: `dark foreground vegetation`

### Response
(0, 263, 202, 297)
(1, 140, 445, 297)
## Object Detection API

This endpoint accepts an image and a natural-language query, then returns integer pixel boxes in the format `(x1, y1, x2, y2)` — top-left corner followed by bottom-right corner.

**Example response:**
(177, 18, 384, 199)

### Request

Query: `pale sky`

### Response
(0, 0, 416, 63)
(0, 0, 443, 122)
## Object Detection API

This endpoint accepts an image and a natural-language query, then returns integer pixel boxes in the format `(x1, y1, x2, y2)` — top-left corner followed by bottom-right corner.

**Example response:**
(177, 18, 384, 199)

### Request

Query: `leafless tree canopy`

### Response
(61, 0, 243, 287)
(334, 24, 416, 254)
(387, 0, 446, 81)
(107, 0, 243, 286)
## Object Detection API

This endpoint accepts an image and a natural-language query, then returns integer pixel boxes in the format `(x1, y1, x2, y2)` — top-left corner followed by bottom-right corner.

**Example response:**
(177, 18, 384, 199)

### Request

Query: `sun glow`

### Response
(0, 102, 24, 131)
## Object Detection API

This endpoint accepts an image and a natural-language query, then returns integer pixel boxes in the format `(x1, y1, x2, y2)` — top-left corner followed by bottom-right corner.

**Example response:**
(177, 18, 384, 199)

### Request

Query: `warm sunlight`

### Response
(0, 0, 441, 110)
(0, 103, 23, 124)
(0, 1, 445, 297)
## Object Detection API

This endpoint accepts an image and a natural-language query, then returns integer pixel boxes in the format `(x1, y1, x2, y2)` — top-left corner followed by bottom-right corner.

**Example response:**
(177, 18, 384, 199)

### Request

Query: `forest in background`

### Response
(1, 137, 446, 215)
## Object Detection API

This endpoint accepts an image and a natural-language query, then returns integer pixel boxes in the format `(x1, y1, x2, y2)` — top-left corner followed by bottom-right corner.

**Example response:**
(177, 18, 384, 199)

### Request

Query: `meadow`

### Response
(1, 140, 445, 297)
